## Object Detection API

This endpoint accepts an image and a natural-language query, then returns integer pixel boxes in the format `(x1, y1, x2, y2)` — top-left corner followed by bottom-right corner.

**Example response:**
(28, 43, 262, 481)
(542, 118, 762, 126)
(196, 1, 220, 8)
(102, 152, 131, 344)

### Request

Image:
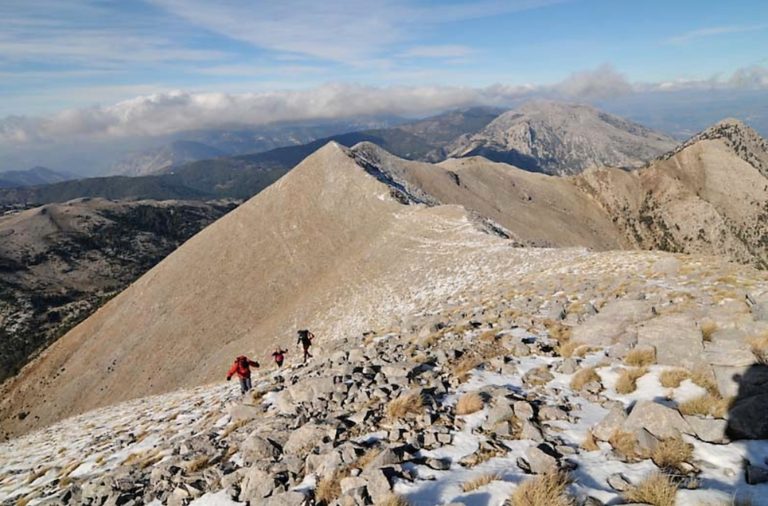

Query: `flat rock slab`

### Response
(637, 314, 704, 369)
(623, 400, 692, 439)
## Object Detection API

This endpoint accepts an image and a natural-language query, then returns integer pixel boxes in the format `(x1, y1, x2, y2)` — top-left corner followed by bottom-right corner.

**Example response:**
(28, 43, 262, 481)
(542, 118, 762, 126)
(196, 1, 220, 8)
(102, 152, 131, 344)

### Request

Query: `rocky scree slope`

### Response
(447, 101, 676, 175)
(2, 250, 768, 505)
(0, 198, 235, 382)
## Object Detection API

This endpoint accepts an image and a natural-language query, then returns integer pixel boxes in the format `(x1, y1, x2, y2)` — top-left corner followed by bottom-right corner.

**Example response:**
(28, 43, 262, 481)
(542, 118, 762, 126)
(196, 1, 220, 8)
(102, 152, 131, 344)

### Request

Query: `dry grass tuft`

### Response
(690, 367, 720, 396)
(700, 320, 718, 342)
(386, 390, 424, 419)
(456, 392, 485, 415)
(315, 467, 350, 504)
(355, 447, 382, 469)
(580, 431, 600, 452)
(557, 340, 596, 358)
(615, 367, 649, 394)
(510, 471, 575, 506)
(749, 331, 768, 365)
(378, 494, 411, 506)
(451, 355, 482, 383)
(660, 368, 690, 389)
(544, 320, 573, 344)
(220, 418, 249, 438)
(651, 438, 694, 469)
(184, 455, 210, 473)
(623, 473, 677, 506)
(570, 367, 601, 391)
(624, 347, 656, 367)
(678, 393, 731, 418)
(462, 473, 500, 492)
(609, 430, 646, 462)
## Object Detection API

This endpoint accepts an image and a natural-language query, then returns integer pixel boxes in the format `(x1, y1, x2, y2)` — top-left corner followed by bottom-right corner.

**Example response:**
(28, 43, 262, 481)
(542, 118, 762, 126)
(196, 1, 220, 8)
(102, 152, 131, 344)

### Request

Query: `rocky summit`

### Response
(447, 101, 676, 175)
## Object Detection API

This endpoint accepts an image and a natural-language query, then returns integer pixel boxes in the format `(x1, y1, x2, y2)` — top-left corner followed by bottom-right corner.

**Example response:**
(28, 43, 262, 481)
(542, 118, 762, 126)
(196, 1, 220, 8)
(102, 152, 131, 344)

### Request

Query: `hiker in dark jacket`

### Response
(296, 329, 315, 363)
(226, 355, 259, 394)
(271, 348, 287, 368)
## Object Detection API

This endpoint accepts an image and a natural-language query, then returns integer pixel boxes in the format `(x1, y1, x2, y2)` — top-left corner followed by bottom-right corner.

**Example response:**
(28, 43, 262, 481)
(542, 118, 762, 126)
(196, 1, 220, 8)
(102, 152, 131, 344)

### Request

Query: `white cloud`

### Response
(665, 24, 768, 45)
(553, 64, 633, 99)
(2, 65, 766, 145)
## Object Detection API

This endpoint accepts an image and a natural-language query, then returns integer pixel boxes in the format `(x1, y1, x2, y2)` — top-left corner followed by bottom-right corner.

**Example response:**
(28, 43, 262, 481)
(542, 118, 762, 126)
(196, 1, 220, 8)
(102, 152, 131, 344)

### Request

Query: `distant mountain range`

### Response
(108, 117, 410, 176)
(0, 103, 676, 205)
(110, 141, 226, 176)
(0, 166, 74, 188)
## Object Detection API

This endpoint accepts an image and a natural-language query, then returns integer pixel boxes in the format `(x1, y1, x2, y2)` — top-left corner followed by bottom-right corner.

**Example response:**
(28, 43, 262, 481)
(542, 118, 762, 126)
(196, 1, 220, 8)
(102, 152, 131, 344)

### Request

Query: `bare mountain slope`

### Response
(0, 198, 234, 382)
(352, 142, 626, 249)
(0, 142, 527, 437)
(448, 100, 676, 174)
(577, 119, 768, 268)
(354, 118, 768, 267)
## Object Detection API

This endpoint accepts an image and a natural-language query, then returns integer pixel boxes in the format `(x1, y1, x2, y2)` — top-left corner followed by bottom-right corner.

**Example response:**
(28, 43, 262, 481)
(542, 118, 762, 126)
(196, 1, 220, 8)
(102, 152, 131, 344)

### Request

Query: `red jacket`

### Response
(227, 356, 259, 379)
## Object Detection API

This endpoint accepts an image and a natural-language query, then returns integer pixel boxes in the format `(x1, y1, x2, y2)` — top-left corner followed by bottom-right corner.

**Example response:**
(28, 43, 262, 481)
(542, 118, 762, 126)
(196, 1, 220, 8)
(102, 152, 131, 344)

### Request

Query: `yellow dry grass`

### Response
(543, 320, 573, 343)
(450, 355, 482, 383)
(659, 368, 690, 388)
(510, 471, 575, 506)
(220, 418, 249, 438)
(700, 320, 718, 342)
(378, 494, 411, 506)
(558, 340, 588, 358)
(749, 331, 768, 365)
(609, 430, 646, 462)
(386, 390, 424, 419)
(456, 392, 485, 415)
(461, 473, 500, 492)
(624, 347, 656, 367)
(570, 367, 601, 391)
(355, 448, 382, 469)
(615, 367, 649, 394)
(580, 431, 600, 452)
(184, 455, 210, 473)
(678, 393, 731, 418)
(315, 467, 350, 504)
(690, 367, 720, 396)
(623, 473, 677, 506)
(651, 438, 694, 469)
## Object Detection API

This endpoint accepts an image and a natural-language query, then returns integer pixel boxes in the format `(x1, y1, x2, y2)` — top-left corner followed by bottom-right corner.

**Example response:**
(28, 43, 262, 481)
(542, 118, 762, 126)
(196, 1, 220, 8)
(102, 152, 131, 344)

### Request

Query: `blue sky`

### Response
(0, 0, 766, 148)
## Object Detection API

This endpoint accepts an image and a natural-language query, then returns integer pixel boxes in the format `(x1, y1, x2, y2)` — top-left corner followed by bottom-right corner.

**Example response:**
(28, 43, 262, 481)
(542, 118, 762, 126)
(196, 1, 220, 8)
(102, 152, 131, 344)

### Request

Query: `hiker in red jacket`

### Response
(226, 355, 259, 394)
(271, 348, 287, 368)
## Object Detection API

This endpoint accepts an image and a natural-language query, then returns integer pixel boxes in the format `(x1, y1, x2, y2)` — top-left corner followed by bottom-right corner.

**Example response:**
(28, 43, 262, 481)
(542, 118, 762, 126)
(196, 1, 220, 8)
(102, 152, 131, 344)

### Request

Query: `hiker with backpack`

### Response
(226, 355, 259, 394)
(296, 329, 315, 363)
(271, 348, 287, 368)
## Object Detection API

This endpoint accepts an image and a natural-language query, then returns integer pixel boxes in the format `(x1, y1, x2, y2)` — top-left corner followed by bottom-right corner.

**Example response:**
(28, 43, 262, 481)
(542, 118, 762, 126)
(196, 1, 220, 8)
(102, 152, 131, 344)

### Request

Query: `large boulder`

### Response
(239, 468, 277, 501)
(283, 423, 333, 456)
(241, 433, 282, 464)
(262, 491, 308, 506)
(592, 405, 627, 441)
(623, 400, 692, 439)
(684, 415, 729, 444)
(571, 300, 652, 346)
(636, 314, 704, 369)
